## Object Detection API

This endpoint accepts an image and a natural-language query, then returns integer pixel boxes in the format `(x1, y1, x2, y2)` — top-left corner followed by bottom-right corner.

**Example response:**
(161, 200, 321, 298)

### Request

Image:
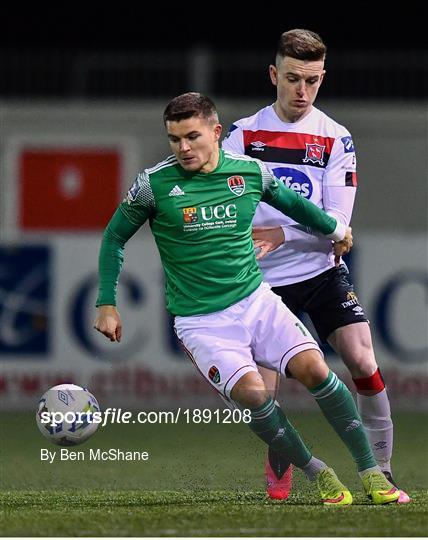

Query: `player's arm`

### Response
(319, 133, 357, 263)
(322, 133, 357, 230)
(260, 165, 352, 255)
(253, 182, 354, 259)
(94, 173, 154, 342)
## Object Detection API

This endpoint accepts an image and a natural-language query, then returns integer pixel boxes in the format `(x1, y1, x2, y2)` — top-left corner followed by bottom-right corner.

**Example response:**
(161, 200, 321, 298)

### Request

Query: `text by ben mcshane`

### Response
(40, 448, 149, 463)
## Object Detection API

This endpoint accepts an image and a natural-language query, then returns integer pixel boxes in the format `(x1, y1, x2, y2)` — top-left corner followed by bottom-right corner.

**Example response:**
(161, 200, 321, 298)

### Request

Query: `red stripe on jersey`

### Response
(243, 130, 335, 153)
(345, 172, 358, 186)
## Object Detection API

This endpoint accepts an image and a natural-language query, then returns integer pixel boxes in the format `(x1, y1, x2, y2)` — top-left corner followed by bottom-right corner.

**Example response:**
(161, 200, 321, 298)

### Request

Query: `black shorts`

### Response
(271, 264, 368, 343)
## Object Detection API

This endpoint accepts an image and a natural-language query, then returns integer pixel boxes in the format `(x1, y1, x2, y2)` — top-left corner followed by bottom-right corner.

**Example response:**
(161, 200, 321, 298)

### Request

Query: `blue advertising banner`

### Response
(0, 246, 50, 355)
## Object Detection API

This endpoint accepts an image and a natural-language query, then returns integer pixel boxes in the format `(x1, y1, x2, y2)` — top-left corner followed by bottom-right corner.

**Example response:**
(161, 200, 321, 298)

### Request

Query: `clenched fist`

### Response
(93, 305, 122, 342)
(333, 226, 353, 265)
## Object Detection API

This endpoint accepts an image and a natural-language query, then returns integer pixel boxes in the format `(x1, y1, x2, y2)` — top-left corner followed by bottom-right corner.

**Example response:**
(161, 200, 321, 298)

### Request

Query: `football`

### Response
(36, 384, 100, 446)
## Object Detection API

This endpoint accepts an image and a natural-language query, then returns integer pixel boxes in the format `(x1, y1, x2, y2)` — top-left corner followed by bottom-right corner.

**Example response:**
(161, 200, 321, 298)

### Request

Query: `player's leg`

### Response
(246, 285, 355, 504)
(286, 350, 399, 504)
(305, 265, 409, 502)
(253, 285, 399, 504)
(257, 366, 293, 500)
(230, 370, 352, 505)
(328, 323, 410, 502)
(328, 323, 389, 463)
(287, 349, 376, 470)
(259, 281, 313, 499)
(175, 288, 351, 505)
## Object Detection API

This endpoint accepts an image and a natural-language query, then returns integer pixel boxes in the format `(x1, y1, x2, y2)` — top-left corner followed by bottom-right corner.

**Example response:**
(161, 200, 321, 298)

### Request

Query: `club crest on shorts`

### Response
(227, 175, 245, 196)
(208, 366, 221, 384)
(303, 143, 325, 166)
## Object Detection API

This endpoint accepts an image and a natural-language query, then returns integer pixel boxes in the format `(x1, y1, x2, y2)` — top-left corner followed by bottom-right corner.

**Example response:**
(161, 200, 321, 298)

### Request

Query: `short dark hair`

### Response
(163, 92, 218, 125)
(276, 29, 326, 63)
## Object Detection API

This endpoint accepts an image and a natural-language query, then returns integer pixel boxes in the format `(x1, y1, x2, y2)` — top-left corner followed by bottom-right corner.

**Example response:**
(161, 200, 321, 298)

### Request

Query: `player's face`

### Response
(270, 57, 325, 122)
(166, 116, 222, 173)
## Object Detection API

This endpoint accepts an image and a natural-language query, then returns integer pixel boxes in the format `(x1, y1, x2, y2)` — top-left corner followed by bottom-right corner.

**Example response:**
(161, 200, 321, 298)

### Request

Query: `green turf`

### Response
(1, 411, 427, 536)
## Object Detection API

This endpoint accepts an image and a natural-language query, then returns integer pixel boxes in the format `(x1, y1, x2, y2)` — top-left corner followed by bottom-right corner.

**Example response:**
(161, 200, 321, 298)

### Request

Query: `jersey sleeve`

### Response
(261, 163, 346, 241)
(322, 132, 357, 226)
(96, 171, 155, 307)
(222, 123, 245, 154)
(120, 171, 156, 225)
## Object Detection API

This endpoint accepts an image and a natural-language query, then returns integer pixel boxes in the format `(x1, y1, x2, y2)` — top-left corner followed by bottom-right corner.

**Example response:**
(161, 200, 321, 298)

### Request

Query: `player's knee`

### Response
(259, 366, 279, 398)
(334, 324, 377, 378)
(347, 343, 377, 378)
(230, 371, 269, 409)
(287, 349, 329, 389)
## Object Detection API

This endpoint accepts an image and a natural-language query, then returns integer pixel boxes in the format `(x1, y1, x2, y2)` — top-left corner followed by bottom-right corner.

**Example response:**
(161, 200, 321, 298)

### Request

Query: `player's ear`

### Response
(213, 123, 222, 141)
(269, 65, 278, 86)
(319, 70, 326, 86)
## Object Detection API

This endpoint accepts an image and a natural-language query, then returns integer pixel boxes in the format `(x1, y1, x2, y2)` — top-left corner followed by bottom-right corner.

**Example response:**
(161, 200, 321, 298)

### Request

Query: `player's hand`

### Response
(333, 226, 353, 266)
(252, 226, 285, 260)
(93, 305, 122, 342)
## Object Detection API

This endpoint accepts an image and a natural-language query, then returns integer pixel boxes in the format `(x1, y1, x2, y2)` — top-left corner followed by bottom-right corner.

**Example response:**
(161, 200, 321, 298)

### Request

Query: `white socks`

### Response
(302, 456, 328, 481)
(357, 465, 381, 479)
(357, 389, 393, 473)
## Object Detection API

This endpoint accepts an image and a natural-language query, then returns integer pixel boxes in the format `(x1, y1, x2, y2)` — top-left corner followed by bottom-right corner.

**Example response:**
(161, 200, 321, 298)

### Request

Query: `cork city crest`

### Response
(208, 366, 221, 384)
(227, 175, 245, 196)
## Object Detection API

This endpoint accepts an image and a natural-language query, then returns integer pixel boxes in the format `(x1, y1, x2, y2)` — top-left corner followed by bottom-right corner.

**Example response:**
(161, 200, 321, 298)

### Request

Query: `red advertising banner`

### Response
(19, 149, 121, 230)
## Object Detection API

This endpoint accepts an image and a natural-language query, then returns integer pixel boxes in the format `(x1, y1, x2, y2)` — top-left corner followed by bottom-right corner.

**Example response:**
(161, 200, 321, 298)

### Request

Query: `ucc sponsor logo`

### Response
(183, 204, 237, 223)
(201, 204, 237, 220)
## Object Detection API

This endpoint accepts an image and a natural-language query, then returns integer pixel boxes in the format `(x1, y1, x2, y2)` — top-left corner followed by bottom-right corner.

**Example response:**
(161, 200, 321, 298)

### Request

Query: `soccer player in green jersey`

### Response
(94, 92, 399, 505)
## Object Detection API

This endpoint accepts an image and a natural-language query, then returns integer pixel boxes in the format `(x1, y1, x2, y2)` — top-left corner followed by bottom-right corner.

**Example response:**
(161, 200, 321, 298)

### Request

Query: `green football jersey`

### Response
(97, 149, 341, 316)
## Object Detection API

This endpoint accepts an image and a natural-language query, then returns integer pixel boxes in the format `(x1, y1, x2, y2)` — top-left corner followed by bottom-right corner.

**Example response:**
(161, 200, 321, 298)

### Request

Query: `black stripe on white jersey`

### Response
(245, 146, 331, 168)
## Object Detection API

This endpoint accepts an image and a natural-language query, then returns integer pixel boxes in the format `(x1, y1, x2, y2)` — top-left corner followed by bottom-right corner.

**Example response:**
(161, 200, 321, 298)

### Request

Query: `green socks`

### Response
(248, 372, 377, 473)
(249, 397, 312, 468)
(310, 371, 377, 471)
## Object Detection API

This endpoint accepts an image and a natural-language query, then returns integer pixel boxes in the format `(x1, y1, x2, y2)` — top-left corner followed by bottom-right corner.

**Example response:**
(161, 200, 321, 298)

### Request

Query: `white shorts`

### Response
(174, 282, 321, 398)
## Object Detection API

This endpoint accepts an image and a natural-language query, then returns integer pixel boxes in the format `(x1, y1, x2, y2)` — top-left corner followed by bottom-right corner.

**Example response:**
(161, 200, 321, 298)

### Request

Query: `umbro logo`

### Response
(374, 441, 387, 449)
(251, 141, 266, 151)
(169, 185, 185, 197)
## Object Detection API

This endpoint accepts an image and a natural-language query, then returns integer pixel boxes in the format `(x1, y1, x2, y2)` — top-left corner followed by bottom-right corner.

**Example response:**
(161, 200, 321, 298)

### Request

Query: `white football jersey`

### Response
(222, 105, 357, 286)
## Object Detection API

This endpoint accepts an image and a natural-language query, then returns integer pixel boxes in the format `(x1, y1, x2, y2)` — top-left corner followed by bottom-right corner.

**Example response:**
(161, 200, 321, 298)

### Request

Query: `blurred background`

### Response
(0, 11, 427, 411)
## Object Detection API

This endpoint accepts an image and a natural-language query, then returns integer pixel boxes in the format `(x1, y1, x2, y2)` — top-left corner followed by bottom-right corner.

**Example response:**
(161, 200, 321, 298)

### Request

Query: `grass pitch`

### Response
(1, 411, 427, 536)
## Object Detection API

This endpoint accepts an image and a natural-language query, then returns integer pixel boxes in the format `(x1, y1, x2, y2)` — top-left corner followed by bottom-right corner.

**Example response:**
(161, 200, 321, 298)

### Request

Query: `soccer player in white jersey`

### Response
(223, 29, 409, 503)
(94, 92, 400, 505)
